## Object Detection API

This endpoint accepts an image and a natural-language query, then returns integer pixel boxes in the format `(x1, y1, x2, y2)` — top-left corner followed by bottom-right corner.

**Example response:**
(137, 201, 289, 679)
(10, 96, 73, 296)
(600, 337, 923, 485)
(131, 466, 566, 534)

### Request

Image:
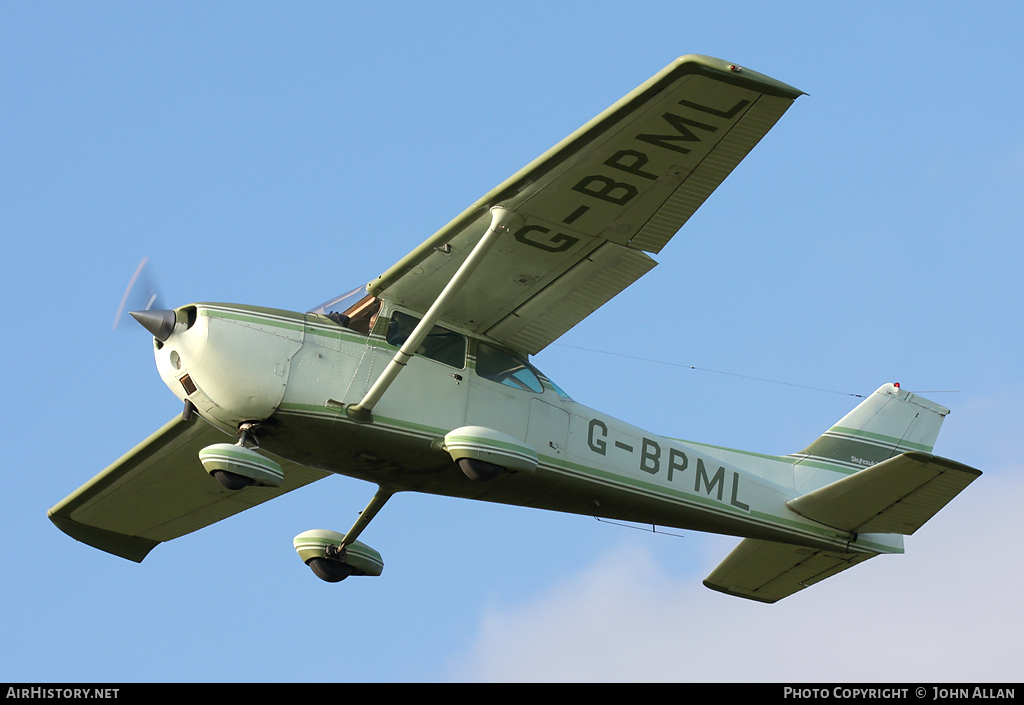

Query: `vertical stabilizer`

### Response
(791, 383, 949, 476)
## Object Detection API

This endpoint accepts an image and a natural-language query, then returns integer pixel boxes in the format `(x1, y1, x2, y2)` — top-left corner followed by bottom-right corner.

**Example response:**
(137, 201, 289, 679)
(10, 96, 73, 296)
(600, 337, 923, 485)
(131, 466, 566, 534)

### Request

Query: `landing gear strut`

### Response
(293, 487, 393, 583)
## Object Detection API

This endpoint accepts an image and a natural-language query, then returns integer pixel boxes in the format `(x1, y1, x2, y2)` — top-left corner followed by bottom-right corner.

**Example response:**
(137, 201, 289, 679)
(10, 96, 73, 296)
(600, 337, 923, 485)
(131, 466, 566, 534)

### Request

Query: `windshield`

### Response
(308, 287, 381, 336)
(308, 287, 367, 317)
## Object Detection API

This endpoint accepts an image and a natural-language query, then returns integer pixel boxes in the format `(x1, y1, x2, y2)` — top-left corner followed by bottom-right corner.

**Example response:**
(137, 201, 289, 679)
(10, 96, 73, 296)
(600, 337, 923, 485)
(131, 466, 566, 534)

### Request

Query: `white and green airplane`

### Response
(49, 55, 980, 603)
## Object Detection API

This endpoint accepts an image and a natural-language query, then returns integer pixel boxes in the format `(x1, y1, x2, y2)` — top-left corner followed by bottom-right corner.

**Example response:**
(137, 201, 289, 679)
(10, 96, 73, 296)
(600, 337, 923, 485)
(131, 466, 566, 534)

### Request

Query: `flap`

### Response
(48, 416, 329, 562)
(786, 452, 982, 535)
(704, 538, 875, 603)
(367, 55, 802, 355)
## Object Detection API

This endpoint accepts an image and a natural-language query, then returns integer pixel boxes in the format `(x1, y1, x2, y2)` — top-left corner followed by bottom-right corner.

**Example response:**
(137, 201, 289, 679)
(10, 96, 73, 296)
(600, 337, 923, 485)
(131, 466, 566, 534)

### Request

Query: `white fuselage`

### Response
(153, 300, 901, 558)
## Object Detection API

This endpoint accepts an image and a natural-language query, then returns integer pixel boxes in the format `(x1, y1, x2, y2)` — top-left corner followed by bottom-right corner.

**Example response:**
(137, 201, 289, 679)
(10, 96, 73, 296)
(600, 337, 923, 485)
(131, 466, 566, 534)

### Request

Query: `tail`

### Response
(791, 382, 950, 474)
(703, 383, 981, 603)
(786, 382, 979, 536)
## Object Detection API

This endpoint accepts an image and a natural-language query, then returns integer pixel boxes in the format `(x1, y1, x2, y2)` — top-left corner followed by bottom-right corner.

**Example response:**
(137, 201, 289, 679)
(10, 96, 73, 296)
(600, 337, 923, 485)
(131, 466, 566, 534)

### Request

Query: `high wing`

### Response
(368, 55, 804, 355)
(48, 416, 328, 562)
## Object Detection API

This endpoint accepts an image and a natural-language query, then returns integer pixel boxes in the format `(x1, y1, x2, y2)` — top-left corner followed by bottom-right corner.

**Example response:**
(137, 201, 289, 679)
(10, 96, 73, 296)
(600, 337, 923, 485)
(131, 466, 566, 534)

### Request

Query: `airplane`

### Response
(48, 55, 981, 603)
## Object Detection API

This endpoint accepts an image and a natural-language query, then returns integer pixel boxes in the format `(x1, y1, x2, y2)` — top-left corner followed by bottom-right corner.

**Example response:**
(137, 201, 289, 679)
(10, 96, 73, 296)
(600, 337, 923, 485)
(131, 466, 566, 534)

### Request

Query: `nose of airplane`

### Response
(147, 303, 305, 430)
(130, 309, 177, 341)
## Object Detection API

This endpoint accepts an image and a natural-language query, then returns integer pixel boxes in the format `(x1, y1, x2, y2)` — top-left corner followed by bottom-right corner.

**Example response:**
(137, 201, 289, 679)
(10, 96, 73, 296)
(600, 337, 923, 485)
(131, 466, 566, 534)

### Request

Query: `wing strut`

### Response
(335, 486, 394, 551)
(346, 206, 521, 423)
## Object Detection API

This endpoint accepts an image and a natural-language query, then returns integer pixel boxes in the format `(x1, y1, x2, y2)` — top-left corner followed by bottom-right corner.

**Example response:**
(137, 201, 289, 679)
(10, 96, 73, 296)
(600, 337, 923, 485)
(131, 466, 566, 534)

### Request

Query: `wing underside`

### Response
(369, 55, 804, 355)
(48, 416, 328, 562)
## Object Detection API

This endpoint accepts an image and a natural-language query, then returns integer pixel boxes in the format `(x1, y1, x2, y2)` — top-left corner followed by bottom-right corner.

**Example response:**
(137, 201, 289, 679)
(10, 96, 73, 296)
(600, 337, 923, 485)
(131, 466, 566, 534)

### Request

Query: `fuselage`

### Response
(152, 299, 901, 558)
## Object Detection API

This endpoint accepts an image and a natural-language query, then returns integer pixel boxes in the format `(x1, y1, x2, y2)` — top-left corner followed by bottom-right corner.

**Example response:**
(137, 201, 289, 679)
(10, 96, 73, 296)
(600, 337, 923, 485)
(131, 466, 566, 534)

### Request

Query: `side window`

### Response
(544, 376, 572, 400)
(386, 310, 466, 369)
(475, 343, 543, 394)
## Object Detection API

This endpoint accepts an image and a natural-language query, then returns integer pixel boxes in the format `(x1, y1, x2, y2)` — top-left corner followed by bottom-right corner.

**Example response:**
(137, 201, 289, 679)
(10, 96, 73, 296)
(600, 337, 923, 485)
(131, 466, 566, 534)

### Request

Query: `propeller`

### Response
(113, 257, 164, 331)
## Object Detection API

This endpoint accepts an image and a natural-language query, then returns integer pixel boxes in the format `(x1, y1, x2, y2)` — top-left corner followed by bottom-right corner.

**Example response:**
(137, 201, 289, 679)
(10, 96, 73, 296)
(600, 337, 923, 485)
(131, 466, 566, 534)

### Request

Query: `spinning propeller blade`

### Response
(113, 257, 163, 331)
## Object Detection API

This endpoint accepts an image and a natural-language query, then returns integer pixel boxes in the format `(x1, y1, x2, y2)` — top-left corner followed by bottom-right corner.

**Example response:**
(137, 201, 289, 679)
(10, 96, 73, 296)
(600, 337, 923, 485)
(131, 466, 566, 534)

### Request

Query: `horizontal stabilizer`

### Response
(704, 538, 874, 603)
(786, 452, 981, 534)
(48, 416, 329, 562)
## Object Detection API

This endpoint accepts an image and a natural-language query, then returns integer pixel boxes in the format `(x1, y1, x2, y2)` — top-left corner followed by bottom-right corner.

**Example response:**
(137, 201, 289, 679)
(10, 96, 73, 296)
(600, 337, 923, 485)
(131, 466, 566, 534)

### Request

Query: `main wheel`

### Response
(212, 469, 253, 490)
(307, 557, 356, 583)
(458, 457, 505, 482)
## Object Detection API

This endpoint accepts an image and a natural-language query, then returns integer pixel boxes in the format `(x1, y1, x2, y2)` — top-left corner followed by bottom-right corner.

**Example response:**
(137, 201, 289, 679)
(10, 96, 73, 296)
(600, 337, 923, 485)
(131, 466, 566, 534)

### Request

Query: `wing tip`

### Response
(674, 54, 807, 98)
(702, 579, 780, 604)
(48, 512, 158, 563)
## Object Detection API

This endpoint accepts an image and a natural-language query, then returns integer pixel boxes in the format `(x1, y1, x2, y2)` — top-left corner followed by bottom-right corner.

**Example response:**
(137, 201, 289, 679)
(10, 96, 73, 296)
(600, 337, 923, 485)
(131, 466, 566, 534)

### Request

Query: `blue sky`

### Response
(3, 2, 1022, 682)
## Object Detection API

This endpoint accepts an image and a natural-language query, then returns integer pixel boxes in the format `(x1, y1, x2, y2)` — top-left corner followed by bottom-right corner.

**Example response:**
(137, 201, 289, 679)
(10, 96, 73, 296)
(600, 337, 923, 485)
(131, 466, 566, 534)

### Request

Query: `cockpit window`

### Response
(386, 310, 466, 369)
(308, 287, 381, 336)
(475, 343, 544, 394)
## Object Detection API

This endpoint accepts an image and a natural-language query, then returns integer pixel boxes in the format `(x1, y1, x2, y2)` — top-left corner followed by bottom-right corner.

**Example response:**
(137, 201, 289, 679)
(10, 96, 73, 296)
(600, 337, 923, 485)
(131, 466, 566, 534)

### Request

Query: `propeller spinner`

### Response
(129, 309, 177, 341)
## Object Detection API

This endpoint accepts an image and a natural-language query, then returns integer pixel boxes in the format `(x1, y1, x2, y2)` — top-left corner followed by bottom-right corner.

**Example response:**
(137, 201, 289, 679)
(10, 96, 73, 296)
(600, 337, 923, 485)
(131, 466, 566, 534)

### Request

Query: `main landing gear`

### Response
(293, 487, 392, 583)
(198, 422, 283, 490)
